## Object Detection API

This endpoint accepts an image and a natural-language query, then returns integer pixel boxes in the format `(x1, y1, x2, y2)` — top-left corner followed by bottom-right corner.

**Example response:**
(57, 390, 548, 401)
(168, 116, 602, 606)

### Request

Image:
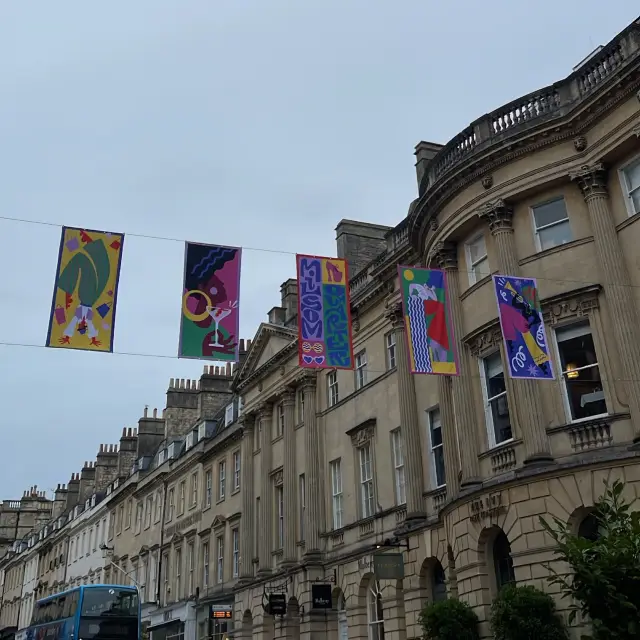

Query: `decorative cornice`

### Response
(477, 198, 514, 234)
(569, 162, 609, 200)
(431, 240, 458, 271)
(212, 515, 226, 530)
(271, 467, 283, 487)
(541, 284, 602, 325)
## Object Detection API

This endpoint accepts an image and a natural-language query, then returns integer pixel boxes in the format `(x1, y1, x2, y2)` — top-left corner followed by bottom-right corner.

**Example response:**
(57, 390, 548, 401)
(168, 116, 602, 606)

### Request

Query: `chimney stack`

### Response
(118, 428, 139, 477)
(335, 219, 391, 279)
(280, 279, 298, 327)
(65, 474, 80, 511)
(53, 484, 68, 519)
(196, 365, 234, 422)
(164, 377, 201, 439)
(137, 410, 165, 459)
(94, 444, 119, 492)
(79, 461, 96, 502)
(414, 140, 443, 188)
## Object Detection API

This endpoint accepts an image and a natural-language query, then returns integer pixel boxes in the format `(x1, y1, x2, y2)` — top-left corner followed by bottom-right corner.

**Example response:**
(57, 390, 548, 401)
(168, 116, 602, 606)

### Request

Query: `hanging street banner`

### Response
(398, 266, 458, 375)
(296, 254, 355, 370)
(179, 242, 242, 361)
(492, 274, 554, 380)
(46, 226, 125, 353)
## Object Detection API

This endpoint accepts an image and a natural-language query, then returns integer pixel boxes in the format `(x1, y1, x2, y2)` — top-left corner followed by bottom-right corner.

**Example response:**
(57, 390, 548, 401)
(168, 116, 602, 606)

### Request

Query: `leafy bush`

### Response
(540, 480, 640, 640)
(490, 584, 568, 640)
(418, 598, 480, 640)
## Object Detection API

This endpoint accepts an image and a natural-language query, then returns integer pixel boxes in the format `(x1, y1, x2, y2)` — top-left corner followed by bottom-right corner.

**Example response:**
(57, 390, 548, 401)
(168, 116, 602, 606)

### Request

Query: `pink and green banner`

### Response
(179, 242, 242, 361)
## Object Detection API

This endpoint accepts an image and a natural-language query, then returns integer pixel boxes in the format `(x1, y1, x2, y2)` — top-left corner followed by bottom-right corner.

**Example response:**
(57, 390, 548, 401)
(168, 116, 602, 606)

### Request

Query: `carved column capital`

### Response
(477, 198, 514, 234)
(296, 372, 317, 391)
(632, 124, 640, 139)
(257, 403, 273, 420)
(384, 301, 405, 329)
(570, 162, 609, 200)
(238, 412, 256, 431)
(431, 241, 458, 271)
(277, 387, 296, 407)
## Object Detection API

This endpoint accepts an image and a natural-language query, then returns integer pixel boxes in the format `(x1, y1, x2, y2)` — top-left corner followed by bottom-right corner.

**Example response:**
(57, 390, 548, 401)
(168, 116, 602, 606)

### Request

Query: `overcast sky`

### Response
(0, 1, 637, 500)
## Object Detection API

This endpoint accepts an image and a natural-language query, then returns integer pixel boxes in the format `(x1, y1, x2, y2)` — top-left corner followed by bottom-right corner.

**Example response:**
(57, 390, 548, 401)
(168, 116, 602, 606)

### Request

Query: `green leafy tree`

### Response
(540, 480, 640, 640)
(490, 584, 568, 640)
(418, 598, 480, 640)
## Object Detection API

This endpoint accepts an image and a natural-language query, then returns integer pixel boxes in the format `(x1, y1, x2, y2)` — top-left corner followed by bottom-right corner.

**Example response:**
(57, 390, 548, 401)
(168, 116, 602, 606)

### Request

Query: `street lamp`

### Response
(99, 544, 141, 589)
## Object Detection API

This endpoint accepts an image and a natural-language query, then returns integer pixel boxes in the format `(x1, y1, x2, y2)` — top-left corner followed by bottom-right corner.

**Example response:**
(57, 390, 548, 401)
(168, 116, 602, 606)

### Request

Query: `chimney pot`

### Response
(153, 408, 158, 418)
(169, 378, 175, 389)
(144, 407, 148, 417)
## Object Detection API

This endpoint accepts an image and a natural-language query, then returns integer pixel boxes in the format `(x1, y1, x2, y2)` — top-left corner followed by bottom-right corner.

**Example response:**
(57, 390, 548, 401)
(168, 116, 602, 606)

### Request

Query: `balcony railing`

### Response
(419, 19, 640, 195)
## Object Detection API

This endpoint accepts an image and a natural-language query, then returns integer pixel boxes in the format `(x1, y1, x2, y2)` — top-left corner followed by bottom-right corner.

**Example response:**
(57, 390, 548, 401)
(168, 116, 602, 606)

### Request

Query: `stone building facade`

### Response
(1, 14, 639, 640)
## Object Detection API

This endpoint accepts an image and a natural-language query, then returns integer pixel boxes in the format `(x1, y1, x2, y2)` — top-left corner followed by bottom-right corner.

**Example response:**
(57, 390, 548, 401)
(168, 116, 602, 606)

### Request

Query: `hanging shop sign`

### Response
(267, 593, 287, 616)
(373, 552, 405, 580)
(311, 584, 332, 609)
(210, 605, 233, 620)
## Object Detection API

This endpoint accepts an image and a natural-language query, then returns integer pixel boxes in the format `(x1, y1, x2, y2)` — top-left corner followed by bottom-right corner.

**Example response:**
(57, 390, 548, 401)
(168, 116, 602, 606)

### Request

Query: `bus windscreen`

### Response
(80, 588, 139, 618)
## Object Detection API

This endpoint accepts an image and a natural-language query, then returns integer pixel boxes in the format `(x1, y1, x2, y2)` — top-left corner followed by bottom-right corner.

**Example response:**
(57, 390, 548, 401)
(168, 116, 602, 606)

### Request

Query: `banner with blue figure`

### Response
(493, 275, 554, 380)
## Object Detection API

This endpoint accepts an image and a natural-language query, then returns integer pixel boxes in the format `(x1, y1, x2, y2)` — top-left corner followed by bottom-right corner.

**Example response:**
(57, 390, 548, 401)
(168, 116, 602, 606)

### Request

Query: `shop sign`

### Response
(373, 552, 405, 580)
(311, 584, 332, 609)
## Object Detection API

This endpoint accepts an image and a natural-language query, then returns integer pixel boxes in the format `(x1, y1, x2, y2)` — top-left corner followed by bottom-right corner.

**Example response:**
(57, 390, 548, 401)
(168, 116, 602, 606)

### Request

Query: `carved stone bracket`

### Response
(239, 412, 256, 430)
(431, 241, 458, 271)
(633, 124, 640, 139)
(271, 468, 284, 487)
(481, 175, 494, 189)
(347, 419, 376, 447)
(569, 162, 608, 200)
(477, 198, 514, 234)
(384, 301, 404, 329)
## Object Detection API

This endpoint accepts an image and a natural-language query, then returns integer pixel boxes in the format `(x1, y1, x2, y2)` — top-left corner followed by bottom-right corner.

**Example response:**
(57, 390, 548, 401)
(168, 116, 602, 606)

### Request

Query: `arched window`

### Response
(432, 561, 447, 602)
(493, 531, 515, 591)
(367, 580, 385, 640)
(578, 513, 601, 541)
(336, 592, 348, 640)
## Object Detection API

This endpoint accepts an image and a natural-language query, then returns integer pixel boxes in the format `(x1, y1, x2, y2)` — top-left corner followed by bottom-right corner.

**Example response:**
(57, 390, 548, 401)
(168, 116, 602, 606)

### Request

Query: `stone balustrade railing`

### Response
(420, 20, 639, 194)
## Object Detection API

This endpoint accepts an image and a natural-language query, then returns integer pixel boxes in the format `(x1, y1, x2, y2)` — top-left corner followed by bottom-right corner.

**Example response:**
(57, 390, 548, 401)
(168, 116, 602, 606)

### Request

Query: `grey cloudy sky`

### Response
(0, 1, 637, 499)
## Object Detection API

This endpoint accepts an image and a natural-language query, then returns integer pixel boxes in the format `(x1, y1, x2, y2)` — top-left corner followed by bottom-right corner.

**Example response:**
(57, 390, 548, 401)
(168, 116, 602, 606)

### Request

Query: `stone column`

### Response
(238, 413, 255, 583)
(258, 403, 273, 575)
(437, 375, 460, 497)
(385, 303, 426, 521)
(432, 242, 481, 488)
(571, 163, 640, 438)
(281, 388, 297, 566)
(478, 200, 552, 464)
(301, 374, 322, 560)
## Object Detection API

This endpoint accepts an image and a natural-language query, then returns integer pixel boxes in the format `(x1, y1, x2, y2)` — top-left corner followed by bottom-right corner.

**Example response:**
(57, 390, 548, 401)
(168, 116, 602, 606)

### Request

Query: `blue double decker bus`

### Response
(25, 584, 140, 640)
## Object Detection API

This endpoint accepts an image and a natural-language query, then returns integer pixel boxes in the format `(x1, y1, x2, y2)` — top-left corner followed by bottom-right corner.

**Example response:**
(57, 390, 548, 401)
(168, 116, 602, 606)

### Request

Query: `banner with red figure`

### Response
(296, 254, 354, 369)
(46, 226, 125, 353)
(397, 265, 458, 375)
(179, 242, 242, 361)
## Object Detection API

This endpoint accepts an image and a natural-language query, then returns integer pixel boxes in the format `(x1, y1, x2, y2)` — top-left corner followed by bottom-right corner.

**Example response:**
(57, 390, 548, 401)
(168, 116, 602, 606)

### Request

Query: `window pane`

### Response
(490, 395, 512, 443)
(468, 236, 486, 263)
(557, 328, 606, 420)
(485, 354, 506, 398)
(533, 198, 568, 228)
(631, 188, 640, 214)
(538, 219, 573, 250)
(625, 161, 640, 191)
(434, 447, 446, 487)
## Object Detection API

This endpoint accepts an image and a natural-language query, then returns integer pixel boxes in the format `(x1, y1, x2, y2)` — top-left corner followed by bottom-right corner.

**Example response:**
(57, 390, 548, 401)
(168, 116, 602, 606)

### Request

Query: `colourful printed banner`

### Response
(493, 274, 554, 380)
(296, 254, 354, 369)
(46, 226, 125, 353)
(398, 266, 458, 375)
(179, 242, 242, 361)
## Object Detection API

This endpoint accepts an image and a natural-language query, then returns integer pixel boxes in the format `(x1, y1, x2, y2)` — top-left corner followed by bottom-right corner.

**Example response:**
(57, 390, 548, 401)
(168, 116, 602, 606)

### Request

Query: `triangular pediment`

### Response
(237, 322, 297, 381)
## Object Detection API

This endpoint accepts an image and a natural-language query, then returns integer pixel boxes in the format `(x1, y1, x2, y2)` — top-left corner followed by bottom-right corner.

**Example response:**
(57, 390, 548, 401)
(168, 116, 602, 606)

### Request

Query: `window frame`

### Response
(190, 472, 198, 507)
(328, 370, 339, 407)
(329, 459, 343, 530)
(391, 429, 406, 506)
(218, 460, 226, 501)
(618, 154, 640, 217)
(276, 485, 284, 549)
(358, 443, 375, 519)
(216, 535, 224, 584)
(232, 451, 241, 492)
(276, 403, 285, 437)
(385, 331, 397, 370)
(178, 481, 186, 515)
(551, 320, 608, 424)
(529, 196, 572, 252)
(355, 350, 368, 390)
(202, 541, 209, 589)
(204, 469, 212, 508)
(298, 473, 306, 541)
(465, 233, 489, 285)
(427, 407, 446, 489)
(478, 350, 513, 449)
